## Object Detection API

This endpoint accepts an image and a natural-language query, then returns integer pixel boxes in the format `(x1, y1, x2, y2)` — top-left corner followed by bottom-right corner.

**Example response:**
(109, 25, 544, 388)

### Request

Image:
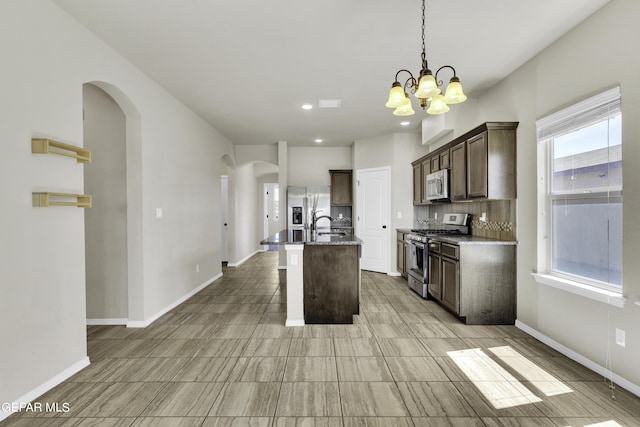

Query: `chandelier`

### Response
(385, 0, 467, 116)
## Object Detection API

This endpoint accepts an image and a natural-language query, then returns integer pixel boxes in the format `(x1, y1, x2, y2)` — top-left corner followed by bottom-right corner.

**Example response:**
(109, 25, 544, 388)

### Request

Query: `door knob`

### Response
(224, 223, 228, 226)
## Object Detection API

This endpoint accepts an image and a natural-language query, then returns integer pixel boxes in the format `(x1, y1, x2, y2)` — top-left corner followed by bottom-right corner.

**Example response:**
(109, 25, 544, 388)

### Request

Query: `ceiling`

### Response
(52, 0, 609, 147)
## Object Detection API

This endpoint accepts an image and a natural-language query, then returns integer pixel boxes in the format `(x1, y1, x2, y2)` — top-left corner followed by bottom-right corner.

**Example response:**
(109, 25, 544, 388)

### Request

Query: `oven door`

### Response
(407, 240, 428, 298)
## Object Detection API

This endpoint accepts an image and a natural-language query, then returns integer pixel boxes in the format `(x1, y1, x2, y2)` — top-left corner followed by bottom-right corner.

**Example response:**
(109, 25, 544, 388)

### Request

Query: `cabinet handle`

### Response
(382, 225, 387, 229)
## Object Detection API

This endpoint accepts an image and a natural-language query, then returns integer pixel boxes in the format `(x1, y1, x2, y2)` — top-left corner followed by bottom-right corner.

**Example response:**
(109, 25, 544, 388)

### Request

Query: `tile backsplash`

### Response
(414, 199, 516, 241)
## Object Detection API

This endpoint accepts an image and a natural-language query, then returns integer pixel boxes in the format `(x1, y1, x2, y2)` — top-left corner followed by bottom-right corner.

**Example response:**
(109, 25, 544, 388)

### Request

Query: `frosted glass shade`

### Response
(443, 77, 467, 104)
(393, 98, 415, 116)
(385, 82, 407, 108)
(426, 94, 450, 114)
(415, 72, 440, 99)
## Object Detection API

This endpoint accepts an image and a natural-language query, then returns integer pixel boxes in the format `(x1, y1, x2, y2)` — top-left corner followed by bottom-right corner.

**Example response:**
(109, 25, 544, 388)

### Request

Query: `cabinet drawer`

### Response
(441, 243, 459, 259)
(428, 240, 441, 253)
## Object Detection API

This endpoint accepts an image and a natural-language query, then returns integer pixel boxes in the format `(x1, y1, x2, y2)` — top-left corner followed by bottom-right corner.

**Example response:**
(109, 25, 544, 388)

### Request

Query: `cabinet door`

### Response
(420, 158, 431, 203)
(396, 239, 405, 275)
(467, 132, 488, 198)
(441, 256, 459, 314)
(440, 150, 450, 169)
(428, 253, 441, 300)
(330, 170, 352, 206)
(430, 156, 440, 172)
(450, 142, 467, 200)
(412, 164, 422, 205)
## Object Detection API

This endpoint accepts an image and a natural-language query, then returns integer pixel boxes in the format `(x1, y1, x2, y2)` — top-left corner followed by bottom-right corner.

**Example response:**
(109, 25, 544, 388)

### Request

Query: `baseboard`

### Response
(0, 356, 90, 422)
(228, 250, 259, 268)
(86, 318, 127, 326)
(285, 319, 305, 327)
(278, 265, 287, 270)
(515, 320, 640, 398)
(126, 272, 222, 328)
(388, 271, 401, 277)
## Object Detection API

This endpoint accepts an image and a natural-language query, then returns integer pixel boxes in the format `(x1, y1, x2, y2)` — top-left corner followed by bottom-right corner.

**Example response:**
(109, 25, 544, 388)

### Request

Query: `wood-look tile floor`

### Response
(5, 251, 640, 427)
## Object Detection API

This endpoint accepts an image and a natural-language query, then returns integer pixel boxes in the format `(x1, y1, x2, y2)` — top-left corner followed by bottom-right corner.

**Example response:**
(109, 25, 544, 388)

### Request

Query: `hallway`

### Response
(4, 251, 640, 426)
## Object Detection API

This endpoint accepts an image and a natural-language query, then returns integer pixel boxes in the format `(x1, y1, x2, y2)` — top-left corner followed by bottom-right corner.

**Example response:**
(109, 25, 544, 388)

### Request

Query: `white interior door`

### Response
(221, 175, 228, 262)
(264, 183, 279, 248)
(356, 167, 390, 273)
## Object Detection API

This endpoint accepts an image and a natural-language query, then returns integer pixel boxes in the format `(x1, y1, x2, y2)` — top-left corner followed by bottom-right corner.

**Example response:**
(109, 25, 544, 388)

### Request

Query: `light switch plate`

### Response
(615, 328, 626, 347)
(156, 208, 163, 218)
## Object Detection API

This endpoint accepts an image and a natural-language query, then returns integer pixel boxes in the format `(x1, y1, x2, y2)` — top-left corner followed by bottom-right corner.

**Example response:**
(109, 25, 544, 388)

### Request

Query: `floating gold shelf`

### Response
(32, 138, 91, 163)
(32, 192, 92, 208)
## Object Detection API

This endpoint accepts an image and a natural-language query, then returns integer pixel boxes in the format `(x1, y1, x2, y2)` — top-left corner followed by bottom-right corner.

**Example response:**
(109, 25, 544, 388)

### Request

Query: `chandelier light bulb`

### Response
(393, 99, 415, 116)
(385, 82, 407, 108)
(426, 94, 450, 115)
(415, 72, 440, 99)
(443, 77, 467, 104)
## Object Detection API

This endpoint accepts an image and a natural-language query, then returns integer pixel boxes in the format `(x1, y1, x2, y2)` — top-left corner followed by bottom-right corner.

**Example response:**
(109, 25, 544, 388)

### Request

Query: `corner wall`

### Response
(437, 0, 640, 390)
(0, 0, 235, 413)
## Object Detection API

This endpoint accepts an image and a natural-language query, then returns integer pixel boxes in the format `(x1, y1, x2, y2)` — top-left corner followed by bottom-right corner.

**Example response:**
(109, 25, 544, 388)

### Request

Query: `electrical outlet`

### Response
(435, 212, 438, 220)
(196, 264, 199, 273)
(480, 212, 487, 222)
(615, 328, 626, 347)
(397, 211, 402, 219)
(156, 208, 163, 218)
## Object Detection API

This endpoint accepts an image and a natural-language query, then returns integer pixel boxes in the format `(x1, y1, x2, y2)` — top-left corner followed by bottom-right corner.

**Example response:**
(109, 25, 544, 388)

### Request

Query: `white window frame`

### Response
(532, 86, 626, 308)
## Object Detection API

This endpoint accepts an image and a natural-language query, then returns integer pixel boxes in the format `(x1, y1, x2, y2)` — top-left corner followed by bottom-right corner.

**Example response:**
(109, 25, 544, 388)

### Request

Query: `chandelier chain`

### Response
(421, 0, 426, 68)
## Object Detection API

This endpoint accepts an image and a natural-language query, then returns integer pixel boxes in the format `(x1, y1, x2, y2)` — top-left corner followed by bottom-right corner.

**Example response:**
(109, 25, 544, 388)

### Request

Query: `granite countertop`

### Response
(261, 229, 363, 246)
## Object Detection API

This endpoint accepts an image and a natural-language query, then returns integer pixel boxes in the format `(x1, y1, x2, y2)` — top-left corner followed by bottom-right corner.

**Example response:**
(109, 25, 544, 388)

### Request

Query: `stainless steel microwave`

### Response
(426, 169, 449, 201)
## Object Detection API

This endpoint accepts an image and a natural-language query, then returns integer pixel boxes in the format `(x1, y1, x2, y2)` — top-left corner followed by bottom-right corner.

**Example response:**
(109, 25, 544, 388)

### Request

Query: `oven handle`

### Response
(412, 241, 425, 249)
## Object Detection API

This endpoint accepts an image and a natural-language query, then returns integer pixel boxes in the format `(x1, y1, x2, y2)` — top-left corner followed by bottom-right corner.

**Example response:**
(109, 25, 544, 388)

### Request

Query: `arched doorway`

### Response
(82, 81, 143, 325)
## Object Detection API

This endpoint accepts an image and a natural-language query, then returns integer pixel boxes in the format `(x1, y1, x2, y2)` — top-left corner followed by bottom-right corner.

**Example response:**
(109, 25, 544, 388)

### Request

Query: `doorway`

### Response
(221, 175, 229, 264)
(83, 83, 128, 324)
(356, 167, 391, 274)
(264, 183, 279, 251)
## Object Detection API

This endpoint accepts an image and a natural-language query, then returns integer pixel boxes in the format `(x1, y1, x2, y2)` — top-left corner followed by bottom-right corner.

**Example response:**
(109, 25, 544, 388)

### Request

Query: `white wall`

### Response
(0, 0, 235, 411)
(353, 132, 426, 274)
(288, 147, 352, 186)
(83, 84, 128, 321)
(437, 0, 640, 390)
(232, 163, 260, 264)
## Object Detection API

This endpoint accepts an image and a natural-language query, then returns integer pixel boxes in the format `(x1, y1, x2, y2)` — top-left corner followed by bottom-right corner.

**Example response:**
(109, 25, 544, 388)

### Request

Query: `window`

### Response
(536, 87, 622, 292)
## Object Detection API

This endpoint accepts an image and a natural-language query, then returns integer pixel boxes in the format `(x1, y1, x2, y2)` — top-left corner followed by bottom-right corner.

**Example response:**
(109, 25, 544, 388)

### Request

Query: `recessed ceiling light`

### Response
(319, 99, 341, 108)
(315, 139, 323, 143)
(400, 121, 410, 126)
(301, 104, 313, 110)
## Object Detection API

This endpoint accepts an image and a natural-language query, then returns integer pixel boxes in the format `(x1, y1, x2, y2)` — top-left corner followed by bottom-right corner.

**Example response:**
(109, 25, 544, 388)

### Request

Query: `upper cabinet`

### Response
(330, 169, 352, 206)
(412, 122, 518, 203)
(412, 163, 422, 205)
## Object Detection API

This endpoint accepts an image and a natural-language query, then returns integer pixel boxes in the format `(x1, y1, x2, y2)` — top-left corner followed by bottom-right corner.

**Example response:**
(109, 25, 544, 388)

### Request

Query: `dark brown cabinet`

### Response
(450, 142, 467, 201)
(396, 231, 408, 278)
(411, 122, 518, 203)
(440, 150, 450, 169)
(412, 163, 422, 205)
(304, 245, 360, 323)
(467, 132, 488, 198)
(425, 238, 516, 325)
(430, 156, 440, 173)
(330, 170, 352, 206)
(440, 244, 460, 313)
(427, 241, 441, 300)
(420, 158, 431, 204)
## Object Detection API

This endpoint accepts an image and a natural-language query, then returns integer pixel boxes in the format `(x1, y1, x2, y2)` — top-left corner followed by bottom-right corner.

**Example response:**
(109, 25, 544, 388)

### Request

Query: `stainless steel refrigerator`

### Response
(287, 186, 331, 231)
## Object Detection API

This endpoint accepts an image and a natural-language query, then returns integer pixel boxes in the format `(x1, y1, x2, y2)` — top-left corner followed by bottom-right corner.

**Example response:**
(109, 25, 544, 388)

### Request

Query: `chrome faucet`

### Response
(311, 210, 333, 232)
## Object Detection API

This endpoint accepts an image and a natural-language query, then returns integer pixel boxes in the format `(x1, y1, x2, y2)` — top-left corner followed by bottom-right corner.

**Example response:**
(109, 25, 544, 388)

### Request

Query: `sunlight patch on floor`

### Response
(488, 345, 573, 397)
(447, 348, 543, 409)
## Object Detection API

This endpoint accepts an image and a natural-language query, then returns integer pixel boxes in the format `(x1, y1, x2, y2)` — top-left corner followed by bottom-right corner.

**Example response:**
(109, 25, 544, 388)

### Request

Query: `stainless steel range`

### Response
(406, 213, 470, 298)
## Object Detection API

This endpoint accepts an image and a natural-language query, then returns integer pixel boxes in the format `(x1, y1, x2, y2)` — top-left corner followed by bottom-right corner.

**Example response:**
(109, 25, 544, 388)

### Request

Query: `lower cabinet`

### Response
(427, 239, 515, 325)
(396, 231, 410, 279)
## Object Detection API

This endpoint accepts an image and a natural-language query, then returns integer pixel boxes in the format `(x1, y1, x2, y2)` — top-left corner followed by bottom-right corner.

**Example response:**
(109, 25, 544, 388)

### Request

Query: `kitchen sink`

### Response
(318, 231, 346, 236)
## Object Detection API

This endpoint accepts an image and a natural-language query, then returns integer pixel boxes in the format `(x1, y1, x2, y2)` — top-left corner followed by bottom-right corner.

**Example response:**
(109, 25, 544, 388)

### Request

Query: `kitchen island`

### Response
(261, 229, 363, 325)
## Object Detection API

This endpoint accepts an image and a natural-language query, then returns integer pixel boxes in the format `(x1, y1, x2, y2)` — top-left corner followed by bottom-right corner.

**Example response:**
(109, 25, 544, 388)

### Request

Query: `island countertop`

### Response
(261, 229, 363, 246)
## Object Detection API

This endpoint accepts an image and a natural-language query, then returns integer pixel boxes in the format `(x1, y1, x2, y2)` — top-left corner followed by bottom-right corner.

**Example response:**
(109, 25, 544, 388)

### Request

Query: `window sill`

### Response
(531, 273, 626, 308)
